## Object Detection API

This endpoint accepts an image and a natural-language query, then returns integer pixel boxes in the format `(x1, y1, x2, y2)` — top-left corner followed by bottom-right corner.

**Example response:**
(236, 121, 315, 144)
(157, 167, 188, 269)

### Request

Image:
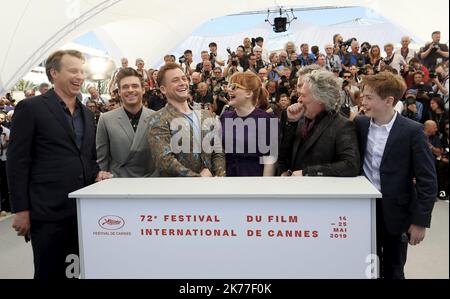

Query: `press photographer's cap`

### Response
(405, 89, 417, 98)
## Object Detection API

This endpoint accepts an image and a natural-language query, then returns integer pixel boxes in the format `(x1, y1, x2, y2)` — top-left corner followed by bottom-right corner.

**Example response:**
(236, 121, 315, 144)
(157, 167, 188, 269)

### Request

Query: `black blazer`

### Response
(354, 114, 437, 234)
(278, 110, 360, 177)
(7, 89, 99, 222)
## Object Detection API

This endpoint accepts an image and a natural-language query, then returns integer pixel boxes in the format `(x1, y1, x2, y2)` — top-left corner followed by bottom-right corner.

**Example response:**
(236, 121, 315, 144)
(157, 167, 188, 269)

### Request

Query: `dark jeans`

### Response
(30, 217, 79, 279)
(376, 202, 408, 279)
(0, 160, 10, 212)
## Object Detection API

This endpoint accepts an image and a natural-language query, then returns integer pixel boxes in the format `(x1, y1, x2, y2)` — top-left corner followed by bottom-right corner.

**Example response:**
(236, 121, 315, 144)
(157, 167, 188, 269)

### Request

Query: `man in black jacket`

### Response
(354, 71, 437, 279)
(278, 68, 360, 177)
(7, 50, 112, 279)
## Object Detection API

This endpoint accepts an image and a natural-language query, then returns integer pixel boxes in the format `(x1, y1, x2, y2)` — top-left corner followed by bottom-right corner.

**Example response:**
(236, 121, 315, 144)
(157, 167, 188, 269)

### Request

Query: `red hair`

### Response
(229, 72, 269, 110)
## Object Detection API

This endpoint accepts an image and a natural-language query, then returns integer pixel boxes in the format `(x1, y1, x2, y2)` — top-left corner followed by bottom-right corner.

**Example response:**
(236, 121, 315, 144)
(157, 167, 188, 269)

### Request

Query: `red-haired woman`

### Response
(220, 72, 277, 176)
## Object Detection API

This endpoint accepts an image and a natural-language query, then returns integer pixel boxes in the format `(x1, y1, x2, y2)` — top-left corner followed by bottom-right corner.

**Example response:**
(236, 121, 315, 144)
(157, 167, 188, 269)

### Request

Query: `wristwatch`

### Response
(287, 170, 293, 176)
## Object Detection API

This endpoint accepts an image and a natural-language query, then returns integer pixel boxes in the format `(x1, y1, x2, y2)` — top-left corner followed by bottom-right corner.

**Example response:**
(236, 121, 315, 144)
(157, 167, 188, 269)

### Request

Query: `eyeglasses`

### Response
(227, 83, 249, 91)
(343, 76, 351, 78)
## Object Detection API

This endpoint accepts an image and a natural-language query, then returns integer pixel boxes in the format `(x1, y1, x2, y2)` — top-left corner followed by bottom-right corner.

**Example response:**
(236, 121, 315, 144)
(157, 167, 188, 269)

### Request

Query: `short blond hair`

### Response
(361, 71, 407, 105)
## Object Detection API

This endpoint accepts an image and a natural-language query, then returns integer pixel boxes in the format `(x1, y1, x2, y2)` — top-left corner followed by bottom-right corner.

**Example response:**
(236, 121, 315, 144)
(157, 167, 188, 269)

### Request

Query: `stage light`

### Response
(265, 7, 297, 33)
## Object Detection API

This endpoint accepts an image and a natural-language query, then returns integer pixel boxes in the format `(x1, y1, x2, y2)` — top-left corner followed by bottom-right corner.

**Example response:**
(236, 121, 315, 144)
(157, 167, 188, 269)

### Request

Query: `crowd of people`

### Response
(0, 30, 448, 280)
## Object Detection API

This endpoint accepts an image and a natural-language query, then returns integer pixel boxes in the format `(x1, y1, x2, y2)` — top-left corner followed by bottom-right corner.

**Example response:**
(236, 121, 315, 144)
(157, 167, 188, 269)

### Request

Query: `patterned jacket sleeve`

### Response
(148, 117, 201, 177)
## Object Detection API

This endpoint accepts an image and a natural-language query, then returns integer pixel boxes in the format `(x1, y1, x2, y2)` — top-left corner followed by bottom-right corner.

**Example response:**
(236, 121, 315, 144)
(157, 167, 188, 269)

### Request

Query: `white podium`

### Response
(69, 176, 381, 279)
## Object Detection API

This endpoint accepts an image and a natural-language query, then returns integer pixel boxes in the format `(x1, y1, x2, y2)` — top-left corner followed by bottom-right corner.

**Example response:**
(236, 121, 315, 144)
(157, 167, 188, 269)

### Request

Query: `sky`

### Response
(74, 7, 385, 54)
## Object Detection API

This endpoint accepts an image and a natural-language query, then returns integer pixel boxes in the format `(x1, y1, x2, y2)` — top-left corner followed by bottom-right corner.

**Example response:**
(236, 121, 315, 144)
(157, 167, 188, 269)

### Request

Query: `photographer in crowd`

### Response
(180, 50, 196, 78)
(402, 89, 424, 123)
(212, 80, 229, 116)
(432, 63, 449, 109)
(395, 36, 417, 64)
(254, 37, 269, 63)
(224, 49, 244, 81)
(368, 45, 383, 73)
(297, 43, 316, 67)
(343, 40, 365, 71)
(193, 82, 214, 112)
(196, 51, 215, 73)
(324, 44, 342, 73)
(383, 43, 406, 74)
(402, 58, 430, 88)
(208, 42, 225, 67)
(253, 46, 267, 72)
(420, 31, 449, 71)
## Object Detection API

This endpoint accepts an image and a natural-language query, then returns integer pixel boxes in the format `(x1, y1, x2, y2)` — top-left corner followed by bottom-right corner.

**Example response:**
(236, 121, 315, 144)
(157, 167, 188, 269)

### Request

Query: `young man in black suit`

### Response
(7, 50, 112, 279)
(354, 71, 437, 279)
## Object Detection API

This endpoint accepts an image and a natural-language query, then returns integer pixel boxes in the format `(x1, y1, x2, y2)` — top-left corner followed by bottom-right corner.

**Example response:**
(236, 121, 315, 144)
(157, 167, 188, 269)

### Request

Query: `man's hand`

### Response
(407, 104, 417, 113)
(95, 171, 114, 182)
(292, 170, 303, 177)
(200, 168, 213, 177)
(408, 224, 426, 246)
(12, 211, 31, 237)
(287, 103, 304, 122)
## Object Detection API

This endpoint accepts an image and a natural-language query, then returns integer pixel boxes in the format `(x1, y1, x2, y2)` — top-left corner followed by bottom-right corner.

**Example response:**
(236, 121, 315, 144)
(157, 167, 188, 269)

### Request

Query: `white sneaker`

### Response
(0, 211, 7, 217)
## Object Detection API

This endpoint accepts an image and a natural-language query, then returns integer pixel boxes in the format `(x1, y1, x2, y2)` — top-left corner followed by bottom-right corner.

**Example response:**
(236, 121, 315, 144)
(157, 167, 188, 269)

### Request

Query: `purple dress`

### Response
(220, 108, 276, 177)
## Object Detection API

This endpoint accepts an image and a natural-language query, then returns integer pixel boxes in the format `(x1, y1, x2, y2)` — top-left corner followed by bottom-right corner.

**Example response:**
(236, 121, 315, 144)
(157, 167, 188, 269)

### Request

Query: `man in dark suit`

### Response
(354, 71, 437, 279)
(7, 50, 112, 279)
(278, 69, 360, 177)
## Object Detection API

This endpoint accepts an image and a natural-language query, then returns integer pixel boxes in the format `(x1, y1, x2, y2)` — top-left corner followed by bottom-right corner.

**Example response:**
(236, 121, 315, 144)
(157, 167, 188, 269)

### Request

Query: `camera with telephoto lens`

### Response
(213, 85, 227, 98)
(357, 67, 366, 76)
(342, 38, 357, 48)
(360, 42, 371, 54)
(227, 48, 237, 59)
(178, 56, 186, 64)
(429, 72, 437, 79)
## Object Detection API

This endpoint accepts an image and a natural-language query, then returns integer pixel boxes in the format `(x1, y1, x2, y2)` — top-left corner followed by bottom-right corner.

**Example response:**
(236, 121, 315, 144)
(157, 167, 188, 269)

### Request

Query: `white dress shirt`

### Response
(363, 112, 398, 192)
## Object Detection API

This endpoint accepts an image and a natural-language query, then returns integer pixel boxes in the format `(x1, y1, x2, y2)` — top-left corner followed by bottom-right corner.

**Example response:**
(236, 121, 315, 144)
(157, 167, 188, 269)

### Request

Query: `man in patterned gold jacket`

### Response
(148, 63, 226, 177)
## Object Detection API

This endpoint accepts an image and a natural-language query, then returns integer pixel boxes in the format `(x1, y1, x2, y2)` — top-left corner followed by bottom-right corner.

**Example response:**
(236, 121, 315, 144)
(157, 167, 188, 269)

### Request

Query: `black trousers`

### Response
(30, 217, 79, 279)
(437, 161, 449, 197)
(376, 202, 408, 279)
(0, 160, 10, 212)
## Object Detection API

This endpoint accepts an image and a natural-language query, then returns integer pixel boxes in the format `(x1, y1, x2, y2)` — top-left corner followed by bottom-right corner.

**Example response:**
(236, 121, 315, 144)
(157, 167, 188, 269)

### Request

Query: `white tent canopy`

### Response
(171, 19, 424, 67)
(1, 0, 448, 95)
